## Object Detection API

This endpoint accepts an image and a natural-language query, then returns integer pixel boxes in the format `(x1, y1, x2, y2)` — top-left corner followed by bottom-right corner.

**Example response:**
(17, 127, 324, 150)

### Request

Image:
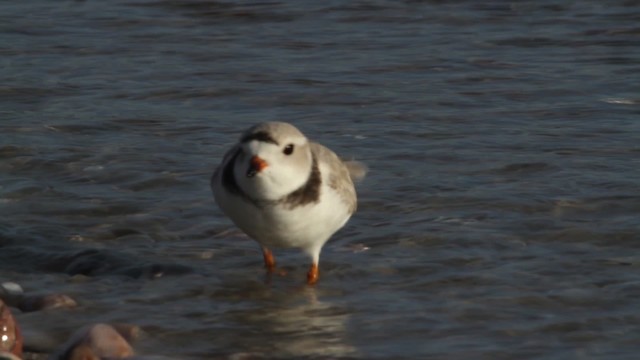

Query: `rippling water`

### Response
(1, 0, 639, 358)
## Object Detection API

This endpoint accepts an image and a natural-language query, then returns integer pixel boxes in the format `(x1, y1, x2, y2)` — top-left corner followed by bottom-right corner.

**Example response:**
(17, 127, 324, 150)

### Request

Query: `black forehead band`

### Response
(241, 131, 279, 146)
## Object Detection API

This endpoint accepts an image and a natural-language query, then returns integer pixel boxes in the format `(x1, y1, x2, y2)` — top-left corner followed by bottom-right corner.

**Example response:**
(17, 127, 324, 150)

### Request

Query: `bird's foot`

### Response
(265, 266, 289, 276)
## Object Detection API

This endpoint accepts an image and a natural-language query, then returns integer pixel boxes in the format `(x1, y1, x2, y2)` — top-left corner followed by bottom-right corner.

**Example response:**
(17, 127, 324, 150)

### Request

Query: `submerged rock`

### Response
(49, 324, 134, 360)
(17, 294, 78, 313)
(1, 282, 77, 313)
(63, 249, 194, 279)
(0, 299, 22, 358)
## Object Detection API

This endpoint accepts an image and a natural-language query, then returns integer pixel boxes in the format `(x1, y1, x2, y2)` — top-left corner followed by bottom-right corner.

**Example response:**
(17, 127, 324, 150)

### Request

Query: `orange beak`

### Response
(247, 155, 268, 177)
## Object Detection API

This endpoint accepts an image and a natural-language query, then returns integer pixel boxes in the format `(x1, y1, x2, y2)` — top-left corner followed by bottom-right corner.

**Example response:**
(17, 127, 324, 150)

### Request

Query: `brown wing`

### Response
(310, 142, 358, 214)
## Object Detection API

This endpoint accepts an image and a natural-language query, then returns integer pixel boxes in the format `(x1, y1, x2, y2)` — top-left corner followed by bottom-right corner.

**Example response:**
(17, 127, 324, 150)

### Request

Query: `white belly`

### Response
(214, 181, 351, 254)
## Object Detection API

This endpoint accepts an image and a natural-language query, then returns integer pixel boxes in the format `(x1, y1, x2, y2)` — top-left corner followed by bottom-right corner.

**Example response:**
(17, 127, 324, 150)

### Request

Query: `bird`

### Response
(211, 122, 364, 284)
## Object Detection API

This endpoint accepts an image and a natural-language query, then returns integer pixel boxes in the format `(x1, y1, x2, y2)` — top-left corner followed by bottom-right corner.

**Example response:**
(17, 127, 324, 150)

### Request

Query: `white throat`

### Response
(234, 144, 313, 201)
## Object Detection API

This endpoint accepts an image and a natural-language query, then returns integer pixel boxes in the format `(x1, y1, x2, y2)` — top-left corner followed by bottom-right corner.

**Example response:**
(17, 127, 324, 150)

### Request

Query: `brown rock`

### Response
(109, 324, 142, 344)
(51, 323, 134, 360)
(0, 299, 22, 358)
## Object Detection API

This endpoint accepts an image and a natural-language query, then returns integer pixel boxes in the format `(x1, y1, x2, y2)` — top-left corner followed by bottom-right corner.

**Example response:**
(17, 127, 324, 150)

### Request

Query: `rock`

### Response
(0, 283, 23, 297)
(0, 283, 24, 308)
(17, 294, 78, 313)
(1, 283, 77, 313)
(0, 351, 22, 360)
(109, 324, 142, 344)
(49, 324, 134, 360)
(0, 299, 22, 358)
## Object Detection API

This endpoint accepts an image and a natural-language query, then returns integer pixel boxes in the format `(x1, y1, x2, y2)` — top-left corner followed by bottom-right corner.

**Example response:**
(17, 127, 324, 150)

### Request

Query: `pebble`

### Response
(0, 299, 22, 358)
(0, 283, 23, 308)
(109, 324, 142, 344)
(49, 324, 134, 360)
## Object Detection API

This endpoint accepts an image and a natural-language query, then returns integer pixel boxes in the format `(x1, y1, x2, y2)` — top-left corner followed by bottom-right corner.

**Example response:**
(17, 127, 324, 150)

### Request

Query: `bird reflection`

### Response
(230, 286, 358, 358)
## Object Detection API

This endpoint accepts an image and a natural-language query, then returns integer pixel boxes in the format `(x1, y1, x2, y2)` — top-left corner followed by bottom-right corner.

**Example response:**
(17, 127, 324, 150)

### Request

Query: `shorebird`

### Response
(211, 122, 364, 284)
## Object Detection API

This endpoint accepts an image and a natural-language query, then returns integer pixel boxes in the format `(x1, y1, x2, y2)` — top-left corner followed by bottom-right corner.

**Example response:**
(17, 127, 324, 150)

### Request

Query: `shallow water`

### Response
(1, 0, 639, 358)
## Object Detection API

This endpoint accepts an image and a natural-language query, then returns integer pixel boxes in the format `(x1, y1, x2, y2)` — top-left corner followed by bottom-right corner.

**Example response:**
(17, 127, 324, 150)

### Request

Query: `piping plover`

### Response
(211, 122, 364, 284)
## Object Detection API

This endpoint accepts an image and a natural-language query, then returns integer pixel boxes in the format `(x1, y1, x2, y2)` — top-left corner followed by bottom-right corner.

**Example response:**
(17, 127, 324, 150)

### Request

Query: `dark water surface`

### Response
(2, 0, 639, 358)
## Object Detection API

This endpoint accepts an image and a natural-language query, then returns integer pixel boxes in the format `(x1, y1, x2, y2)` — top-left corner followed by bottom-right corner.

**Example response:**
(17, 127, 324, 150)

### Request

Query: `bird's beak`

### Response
(247, 155, 268, 177)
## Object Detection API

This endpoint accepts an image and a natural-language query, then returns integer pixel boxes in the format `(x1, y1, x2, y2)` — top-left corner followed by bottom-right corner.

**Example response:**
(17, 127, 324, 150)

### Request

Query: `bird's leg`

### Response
(261, 247, 288, 279)
(306, 263, 319, 285)
(262, 247, 276, 272)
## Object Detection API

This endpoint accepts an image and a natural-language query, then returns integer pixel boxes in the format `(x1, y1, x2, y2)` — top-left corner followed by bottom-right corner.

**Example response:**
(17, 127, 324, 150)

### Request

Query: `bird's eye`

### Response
(283, 144, 294, 155)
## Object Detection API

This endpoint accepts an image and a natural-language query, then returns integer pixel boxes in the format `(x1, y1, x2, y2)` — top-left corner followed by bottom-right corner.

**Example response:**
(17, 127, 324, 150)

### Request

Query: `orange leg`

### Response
(262, 247, 276, 272)
(306, 263, 319, 285)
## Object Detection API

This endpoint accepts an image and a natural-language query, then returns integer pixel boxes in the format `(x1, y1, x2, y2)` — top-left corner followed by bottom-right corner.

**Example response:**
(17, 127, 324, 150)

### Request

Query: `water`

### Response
(1, 0, 639, 358)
